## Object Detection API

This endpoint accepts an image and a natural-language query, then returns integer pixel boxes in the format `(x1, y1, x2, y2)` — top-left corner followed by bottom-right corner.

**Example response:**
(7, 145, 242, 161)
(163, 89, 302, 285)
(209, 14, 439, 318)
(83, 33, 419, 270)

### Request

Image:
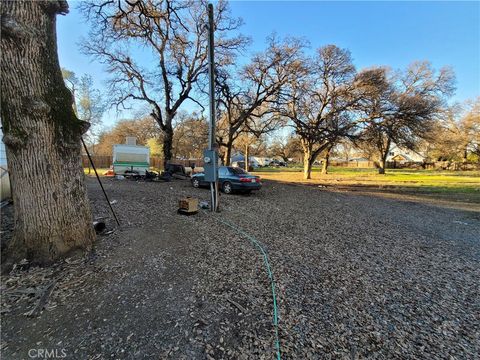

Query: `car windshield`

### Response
(229, 167, 247, 175)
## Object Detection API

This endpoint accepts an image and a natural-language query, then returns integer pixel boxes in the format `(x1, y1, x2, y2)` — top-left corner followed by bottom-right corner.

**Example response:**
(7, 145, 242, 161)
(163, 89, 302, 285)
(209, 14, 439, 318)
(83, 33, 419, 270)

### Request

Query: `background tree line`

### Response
(76, 0, 478, 178)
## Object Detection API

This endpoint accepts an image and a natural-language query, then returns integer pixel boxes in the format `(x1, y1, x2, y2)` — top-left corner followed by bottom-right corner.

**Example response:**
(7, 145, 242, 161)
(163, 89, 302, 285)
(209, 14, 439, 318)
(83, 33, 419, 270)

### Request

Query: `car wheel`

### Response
(192, 178, 200, 188)
(222, 181, 233, 194)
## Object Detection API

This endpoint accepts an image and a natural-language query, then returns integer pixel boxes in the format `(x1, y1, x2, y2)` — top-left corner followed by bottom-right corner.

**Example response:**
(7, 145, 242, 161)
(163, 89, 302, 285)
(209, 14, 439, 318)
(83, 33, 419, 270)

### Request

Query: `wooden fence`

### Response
(423, 161, 480, 171)
(330, 160, 480, 170)
(329, 160, 375, 168)
(82, 155, 112, 169)
(82, 155, 204, 170)
(83, 155, 479, 172)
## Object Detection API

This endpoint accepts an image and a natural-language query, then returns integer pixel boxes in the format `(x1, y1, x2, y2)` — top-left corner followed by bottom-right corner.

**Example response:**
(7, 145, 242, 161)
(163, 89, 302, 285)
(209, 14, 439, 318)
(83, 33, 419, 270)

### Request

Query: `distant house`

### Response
(252, 157, 272, 166)
(230, 152, 260, 167)
(387, 145, 426, 163)
(0, 127, 11, 201)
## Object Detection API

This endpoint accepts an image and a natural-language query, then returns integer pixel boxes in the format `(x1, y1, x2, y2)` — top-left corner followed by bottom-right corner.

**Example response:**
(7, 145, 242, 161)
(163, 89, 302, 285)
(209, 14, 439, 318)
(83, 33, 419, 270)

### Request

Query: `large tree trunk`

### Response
(1, 0, 95, 264)
(462, 146, 468, 163)
(162, 123, 173, 169)
(377, 149, 389, 174)
(302, 147, 312, 180)
(321, 147, 332, 174)
(303, 156, 313, 179)
(377, 159, 386, 174)
(301, 140, 316, 179)
(377, 137, 391, 175)
(223, 139, 233, 166)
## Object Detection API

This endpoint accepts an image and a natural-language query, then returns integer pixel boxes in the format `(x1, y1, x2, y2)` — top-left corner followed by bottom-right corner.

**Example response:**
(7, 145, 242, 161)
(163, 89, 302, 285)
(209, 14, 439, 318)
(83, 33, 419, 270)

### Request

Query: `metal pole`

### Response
(207, 3, 219, 212)
(207, 4, 215, 150)
(81, 138, 120, 226)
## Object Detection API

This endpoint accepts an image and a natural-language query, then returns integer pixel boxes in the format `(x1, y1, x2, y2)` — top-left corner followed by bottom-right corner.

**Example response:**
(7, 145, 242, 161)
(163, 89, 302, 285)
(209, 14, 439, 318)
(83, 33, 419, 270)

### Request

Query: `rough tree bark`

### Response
(377, 138, 391, 175)
(302, 141, 313, 180)
(377, 158, 387, 174)
(162, 124, 174, 168)
(321, 146, 333, 174)
(1, 1, 95, 264)
(462, 146, 468, 163)
(303, 155, 313, 179)
(223, 136, 234, 166)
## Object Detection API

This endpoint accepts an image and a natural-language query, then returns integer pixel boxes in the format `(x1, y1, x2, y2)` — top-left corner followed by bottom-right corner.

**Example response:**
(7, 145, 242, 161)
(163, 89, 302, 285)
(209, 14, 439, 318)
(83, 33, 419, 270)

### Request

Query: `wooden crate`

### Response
(178, 197, 198, 213)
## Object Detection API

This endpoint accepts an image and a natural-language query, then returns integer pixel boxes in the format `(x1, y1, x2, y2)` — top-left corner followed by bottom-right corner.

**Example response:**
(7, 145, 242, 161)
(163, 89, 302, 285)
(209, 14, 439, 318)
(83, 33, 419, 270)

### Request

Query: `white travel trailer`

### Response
(253, 157, 272, 167)
(113, 140, 150, 176)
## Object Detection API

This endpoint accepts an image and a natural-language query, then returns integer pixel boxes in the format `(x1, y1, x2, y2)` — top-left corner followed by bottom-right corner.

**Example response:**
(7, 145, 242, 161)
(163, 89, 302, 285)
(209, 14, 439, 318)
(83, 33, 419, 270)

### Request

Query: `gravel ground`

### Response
(1, 177, 479, 359)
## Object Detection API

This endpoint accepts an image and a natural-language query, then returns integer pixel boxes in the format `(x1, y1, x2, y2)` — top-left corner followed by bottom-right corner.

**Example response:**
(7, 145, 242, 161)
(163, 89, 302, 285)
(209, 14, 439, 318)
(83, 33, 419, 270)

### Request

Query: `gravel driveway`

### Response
(2, 177, 479, 359)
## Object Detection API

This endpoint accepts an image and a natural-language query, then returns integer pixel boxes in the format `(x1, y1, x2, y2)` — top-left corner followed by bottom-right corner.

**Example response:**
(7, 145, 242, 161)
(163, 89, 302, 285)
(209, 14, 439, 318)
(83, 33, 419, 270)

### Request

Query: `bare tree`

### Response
(172, 113, 209, 159)
(95, 117, 160, 155)
(62, 68, 78, 95)
(232, 130, 268, 170)
(80, 0, 246, 167)
(356, 62, 455, 173)
(216, 36, 305, 165)
(335, 140, 354, 162)
(77, 74, 105, 151)
(62, 69, 105, 153)
(280, 45, 361, 179)
(319, 145, 335, 174)
(455, 98, 480, 160)
(268, 134, 302, 163)
(428, 98, 480, 161)
(1, 1, 95, 264)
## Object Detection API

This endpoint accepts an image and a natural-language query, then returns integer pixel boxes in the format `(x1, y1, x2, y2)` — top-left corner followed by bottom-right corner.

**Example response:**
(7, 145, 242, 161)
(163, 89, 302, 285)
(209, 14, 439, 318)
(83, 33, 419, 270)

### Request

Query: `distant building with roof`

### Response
(387, 145, 426, 163)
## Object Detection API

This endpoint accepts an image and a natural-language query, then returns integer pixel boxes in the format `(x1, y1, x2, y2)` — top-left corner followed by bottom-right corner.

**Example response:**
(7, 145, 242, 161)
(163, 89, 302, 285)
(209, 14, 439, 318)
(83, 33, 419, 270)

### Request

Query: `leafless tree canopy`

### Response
(62, 68, 105, 152)
(278, 45, 364, 178)
(355, 62, 455, 173)
(78, 1, 462, 173)
(215, 36, 305, 164)
(427, 98, 480, 161)
(80, 0, 247, 165)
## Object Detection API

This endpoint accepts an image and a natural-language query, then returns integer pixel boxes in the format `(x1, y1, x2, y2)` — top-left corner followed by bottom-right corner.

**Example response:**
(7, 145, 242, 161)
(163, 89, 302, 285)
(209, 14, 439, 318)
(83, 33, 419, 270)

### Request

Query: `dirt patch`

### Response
(301, 182, 480, 213)
(2, 177, 479, 359)
(253, 169, 480, 210)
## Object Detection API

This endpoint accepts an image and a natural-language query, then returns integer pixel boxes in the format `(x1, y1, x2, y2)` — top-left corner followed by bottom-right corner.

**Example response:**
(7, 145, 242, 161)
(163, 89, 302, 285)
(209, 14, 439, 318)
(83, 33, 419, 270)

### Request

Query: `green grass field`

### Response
(252, 166, 480, 200)
(84, 165, 480, 204)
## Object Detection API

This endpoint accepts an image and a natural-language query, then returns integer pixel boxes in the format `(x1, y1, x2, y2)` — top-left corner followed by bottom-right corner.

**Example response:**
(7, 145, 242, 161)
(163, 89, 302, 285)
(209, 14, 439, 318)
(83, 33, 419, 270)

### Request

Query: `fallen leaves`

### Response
(1, 178, 479, 359)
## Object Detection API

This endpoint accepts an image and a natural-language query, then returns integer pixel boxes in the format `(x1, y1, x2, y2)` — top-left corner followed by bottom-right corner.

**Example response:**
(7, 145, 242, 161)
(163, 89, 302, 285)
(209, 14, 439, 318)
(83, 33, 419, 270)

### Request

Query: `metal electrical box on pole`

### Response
(203, 149, 218, 182)
(205, 3, 219, 212)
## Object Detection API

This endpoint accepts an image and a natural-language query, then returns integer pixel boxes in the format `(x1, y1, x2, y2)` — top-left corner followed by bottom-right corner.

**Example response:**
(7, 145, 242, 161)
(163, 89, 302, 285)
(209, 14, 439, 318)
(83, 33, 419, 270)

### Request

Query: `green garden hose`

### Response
(215, 216, 281, 360)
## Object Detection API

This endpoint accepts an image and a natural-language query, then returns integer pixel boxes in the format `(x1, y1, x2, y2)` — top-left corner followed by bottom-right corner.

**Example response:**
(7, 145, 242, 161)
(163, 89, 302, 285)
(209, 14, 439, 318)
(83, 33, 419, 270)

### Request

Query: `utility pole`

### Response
(245, 143, 249, 172)
(207, 3, 219, 211)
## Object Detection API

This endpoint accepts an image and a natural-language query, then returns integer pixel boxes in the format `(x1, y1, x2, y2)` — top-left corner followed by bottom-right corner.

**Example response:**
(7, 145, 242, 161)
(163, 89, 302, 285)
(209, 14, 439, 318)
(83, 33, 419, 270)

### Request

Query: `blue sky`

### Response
(57, 1, 480, 127)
